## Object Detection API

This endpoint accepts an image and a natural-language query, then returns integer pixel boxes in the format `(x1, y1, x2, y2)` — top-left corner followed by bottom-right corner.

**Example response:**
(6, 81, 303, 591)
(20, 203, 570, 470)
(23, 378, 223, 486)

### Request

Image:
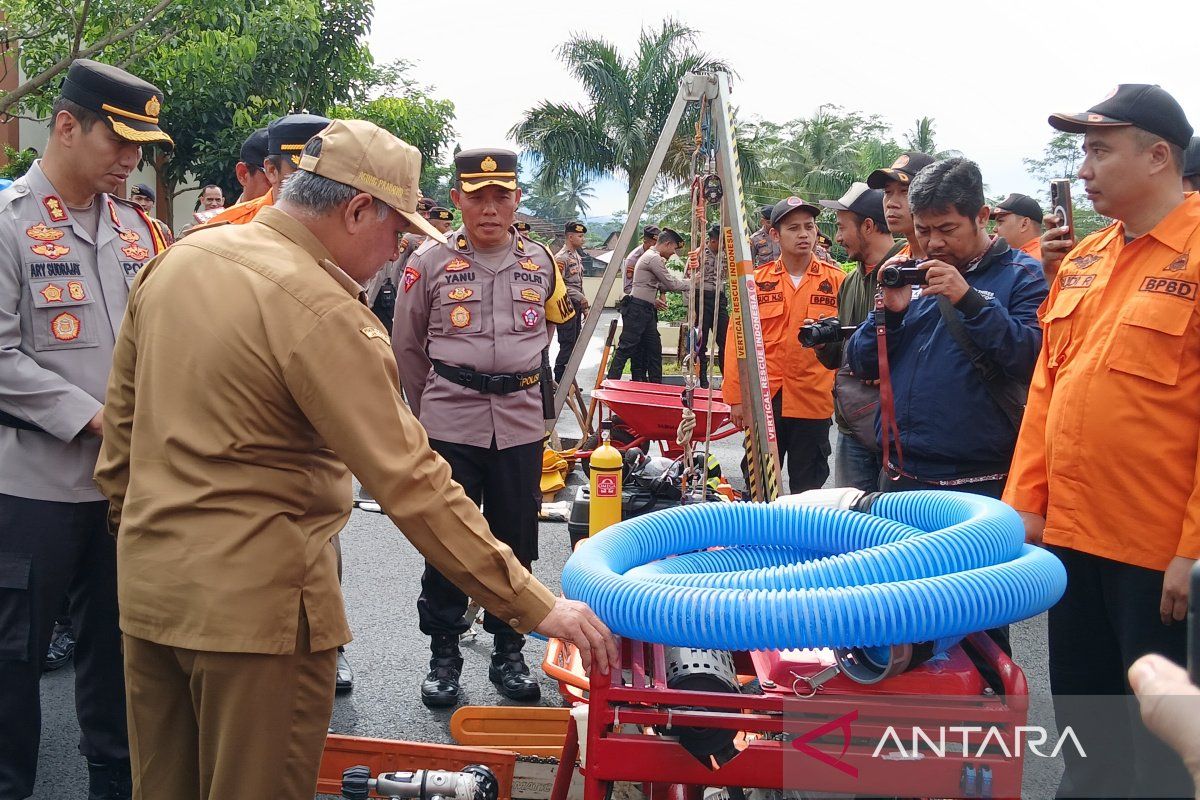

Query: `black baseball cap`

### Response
(455, 148, 517, 192)
(565, 221, 587, 234)
(658, 227, 684, 246)
(867, 152, 936, 189)
(60, 59, 172, 148)
(1185, 137, 1200, 179)
(130, 182, 155, 201)
(642, 225, 660, 239)
(770, 196, 821, 227)
(268, 114, 332, 165)
(992, 193, 1043, 224)
(1049, 84, 1193, 150)
(429, 207, 454, 222)
(759, 205, 773, 220)
(819, 182, 888, 227)
(240, 127, 269, 168)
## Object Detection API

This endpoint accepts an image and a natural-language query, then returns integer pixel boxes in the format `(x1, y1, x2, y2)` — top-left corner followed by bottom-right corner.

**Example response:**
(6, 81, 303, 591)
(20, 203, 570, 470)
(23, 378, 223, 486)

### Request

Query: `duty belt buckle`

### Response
(486, 374, 507, 394)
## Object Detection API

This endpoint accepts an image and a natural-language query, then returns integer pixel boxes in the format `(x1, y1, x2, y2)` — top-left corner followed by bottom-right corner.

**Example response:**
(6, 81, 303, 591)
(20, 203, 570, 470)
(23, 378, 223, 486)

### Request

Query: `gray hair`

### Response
(278, 169, 390, 220)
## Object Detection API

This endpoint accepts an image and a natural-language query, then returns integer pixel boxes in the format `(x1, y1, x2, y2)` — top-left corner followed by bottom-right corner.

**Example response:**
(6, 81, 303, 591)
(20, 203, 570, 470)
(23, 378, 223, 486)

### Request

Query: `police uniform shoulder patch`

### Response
(360, 325, 390, 342)
(50, 312, 80, 341)
(31, 242, 70, 260)
(43, 196, 67, 222)
(122, 244, 150, 261)
(402, 266, 421, 293)
(26, 223, 64, 242)
(455, 235, 469, 251)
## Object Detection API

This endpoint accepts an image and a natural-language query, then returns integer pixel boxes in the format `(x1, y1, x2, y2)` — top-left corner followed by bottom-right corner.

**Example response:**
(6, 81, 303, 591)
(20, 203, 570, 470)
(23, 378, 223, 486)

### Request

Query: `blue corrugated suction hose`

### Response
(561, 491, 1065, 652)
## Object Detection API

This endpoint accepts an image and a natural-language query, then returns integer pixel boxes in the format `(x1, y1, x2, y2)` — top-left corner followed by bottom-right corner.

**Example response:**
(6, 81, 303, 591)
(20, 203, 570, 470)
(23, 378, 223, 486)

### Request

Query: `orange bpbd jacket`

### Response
(1018, 238, 1043, 262)
(1003, 194, 1200, 571)
(204, 189, 273, 226)
(722, 257, 845, 419)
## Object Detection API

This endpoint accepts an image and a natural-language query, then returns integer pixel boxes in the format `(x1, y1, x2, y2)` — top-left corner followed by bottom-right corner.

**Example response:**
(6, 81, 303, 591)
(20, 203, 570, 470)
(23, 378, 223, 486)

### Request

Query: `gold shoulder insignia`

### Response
(360, 326, 390, 342)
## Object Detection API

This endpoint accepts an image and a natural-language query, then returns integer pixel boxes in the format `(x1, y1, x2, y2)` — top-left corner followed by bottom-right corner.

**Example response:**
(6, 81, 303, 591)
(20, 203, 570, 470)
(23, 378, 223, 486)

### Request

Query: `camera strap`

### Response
(936, 296, 1026, 430)
(874, 288, 903, 479)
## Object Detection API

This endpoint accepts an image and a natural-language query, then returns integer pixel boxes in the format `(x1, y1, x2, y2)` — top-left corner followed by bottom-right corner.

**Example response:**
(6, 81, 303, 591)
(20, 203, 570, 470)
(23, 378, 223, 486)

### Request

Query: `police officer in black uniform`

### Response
(0, 59, 171, 800)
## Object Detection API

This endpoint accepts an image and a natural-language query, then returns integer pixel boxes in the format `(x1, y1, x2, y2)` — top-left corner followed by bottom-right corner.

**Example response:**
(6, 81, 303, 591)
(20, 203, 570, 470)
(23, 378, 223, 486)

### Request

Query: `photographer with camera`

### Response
(723, 197, 844, 493)
(804, 183, 904, 491)
(845, 158, 1047, 498)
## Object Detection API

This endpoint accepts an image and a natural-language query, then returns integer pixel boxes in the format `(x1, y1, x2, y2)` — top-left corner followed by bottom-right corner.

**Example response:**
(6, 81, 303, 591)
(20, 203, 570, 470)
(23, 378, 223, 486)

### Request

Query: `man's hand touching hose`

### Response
(534, 597, 618, 675)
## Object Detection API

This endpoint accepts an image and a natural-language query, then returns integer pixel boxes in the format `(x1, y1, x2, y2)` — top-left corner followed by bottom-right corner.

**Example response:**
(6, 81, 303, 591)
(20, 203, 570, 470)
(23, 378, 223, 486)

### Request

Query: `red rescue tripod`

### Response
(550, 634, 1029, 800)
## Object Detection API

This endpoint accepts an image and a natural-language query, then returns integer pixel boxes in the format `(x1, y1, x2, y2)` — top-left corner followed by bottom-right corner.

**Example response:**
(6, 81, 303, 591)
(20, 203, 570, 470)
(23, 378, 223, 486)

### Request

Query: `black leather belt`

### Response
(0, 410, 43, 433)
(431, 360, 540, 395)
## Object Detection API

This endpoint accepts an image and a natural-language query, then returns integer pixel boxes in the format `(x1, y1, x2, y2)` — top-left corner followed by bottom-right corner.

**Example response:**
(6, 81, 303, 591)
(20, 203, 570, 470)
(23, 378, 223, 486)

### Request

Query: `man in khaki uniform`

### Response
(0, 58, 171, 800)
(553, 220, 588, 382)
(750, 204, 780, 266)
(392, 148, 576, 707)
(606, 227, 690, 383)
(94, 121, 613, 800)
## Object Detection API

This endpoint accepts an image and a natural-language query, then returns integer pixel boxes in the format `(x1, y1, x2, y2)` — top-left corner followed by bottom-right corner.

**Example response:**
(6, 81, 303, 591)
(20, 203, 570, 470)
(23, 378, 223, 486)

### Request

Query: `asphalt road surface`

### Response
(31, 311, 1061, 798)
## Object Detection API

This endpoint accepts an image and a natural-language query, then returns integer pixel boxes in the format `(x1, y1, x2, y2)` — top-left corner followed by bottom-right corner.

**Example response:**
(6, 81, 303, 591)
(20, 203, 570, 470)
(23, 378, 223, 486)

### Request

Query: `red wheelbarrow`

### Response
(580, 380, 738, 460)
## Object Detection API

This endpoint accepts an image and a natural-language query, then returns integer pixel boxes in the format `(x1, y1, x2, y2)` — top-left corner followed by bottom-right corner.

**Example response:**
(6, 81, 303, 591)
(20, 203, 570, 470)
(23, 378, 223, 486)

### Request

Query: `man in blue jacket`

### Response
(845, 158, 1047, 499)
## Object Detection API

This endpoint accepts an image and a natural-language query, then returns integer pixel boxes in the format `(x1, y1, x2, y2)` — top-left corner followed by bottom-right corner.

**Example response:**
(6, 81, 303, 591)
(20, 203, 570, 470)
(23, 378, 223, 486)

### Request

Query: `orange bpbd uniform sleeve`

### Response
(206, 189, 273, 226)
(1003, 195, 1200, 571)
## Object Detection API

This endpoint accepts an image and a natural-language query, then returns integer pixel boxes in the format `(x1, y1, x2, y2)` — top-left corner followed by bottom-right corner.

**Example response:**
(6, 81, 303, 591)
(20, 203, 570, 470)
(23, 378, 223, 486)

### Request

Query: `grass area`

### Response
(620, 360, 684, 376)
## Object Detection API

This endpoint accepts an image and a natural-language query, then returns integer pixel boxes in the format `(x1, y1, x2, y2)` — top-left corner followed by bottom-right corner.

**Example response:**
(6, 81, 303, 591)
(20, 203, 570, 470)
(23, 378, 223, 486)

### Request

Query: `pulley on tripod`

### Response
(701, 174, 723, 203)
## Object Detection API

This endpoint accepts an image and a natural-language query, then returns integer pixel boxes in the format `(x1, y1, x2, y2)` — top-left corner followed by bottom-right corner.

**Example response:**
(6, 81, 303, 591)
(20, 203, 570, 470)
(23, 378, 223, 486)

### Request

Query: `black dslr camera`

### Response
(878, 259, 929, 288)
(798, 317, 858, 348)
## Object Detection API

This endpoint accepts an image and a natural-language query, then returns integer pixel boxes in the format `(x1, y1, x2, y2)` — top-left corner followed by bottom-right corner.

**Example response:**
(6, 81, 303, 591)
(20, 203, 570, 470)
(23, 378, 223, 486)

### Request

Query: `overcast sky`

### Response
(370, 0, 1198, 219)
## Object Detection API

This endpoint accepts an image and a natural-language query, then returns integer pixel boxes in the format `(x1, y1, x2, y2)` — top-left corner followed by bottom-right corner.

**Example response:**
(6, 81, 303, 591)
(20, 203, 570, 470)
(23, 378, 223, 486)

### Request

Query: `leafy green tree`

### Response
(0, 0, 183, 116)
(510, 18, 732, 207)
(331, 87, 457, 199)
(3, 0, 386, 225)
(0, 145, 36, 179)
(523, 166, 595, 221)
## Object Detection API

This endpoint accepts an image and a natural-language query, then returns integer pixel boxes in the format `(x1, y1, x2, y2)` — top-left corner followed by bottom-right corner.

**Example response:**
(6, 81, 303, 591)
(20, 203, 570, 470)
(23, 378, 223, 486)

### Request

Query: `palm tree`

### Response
(902, 117, 959, 159)
(510, 19, 732, 208)
(904, 117, 938, 154)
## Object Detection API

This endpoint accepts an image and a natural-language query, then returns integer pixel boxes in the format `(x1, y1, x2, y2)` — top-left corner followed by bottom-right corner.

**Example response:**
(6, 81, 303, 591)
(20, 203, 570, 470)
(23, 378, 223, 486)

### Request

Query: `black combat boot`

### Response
(489, 633, 541, 702)
(420, 634, 463, 708)
(87, 758, 131, 800)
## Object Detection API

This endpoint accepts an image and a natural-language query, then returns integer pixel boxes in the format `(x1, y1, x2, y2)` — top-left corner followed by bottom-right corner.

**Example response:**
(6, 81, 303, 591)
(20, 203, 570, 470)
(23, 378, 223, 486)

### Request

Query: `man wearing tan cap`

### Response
(94, 120, 615, 799)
